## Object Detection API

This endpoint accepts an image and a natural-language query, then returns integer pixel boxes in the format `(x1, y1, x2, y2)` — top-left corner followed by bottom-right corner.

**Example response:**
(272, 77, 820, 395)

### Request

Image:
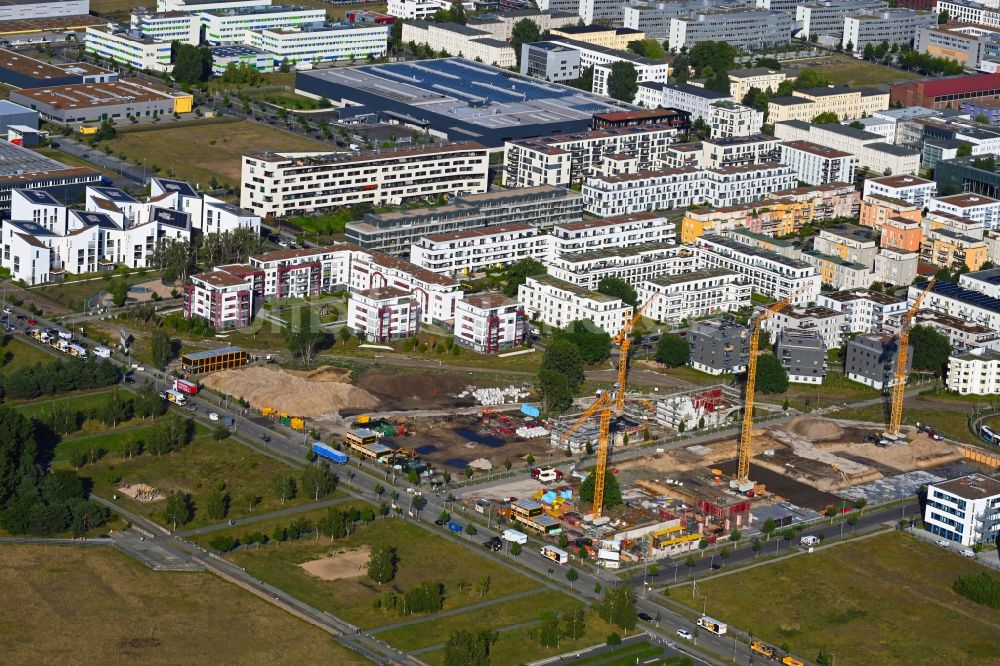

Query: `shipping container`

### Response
(173, 379, 198, 396)
(312, 442, 348, 464)
(502, 529, 528, 545)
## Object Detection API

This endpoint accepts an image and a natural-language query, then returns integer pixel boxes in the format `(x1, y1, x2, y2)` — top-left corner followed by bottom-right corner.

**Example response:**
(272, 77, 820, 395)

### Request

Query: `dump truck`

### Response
(173, 379, 198, 396)
(750, 640, 775, 659)
(311, 442, 348, 464)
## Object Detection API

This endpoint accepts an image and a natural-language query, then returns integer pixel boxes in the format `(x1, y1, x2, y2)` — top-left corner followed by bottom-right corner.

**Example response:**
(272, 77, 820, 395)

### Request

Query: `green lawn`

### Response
(768, 371, 880, 412)
(376, 589, 581, 651)
(107, 120, 327, 187)
(226, 517, 539, 629)
(0, 336, 56, 374)
(789, 55, 921, 87)
(75, 434, 317, 528)
(0, 544, 367, 664)
(33, 271, 161, 311)
(833, 403, 976, 443)
(674, 532, 1000, 666)
(14, 388, 115, 415)
(251, 90, 331, 110)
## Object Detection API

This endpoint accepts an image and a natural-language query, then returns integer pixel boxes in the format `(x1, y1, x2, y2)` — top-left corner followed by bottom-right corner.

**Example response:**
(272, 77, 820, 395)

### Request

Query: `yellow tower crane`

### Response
(886, 277, 936, 439)
(559, 295, 658, 518)
(732, 288, 804, 493)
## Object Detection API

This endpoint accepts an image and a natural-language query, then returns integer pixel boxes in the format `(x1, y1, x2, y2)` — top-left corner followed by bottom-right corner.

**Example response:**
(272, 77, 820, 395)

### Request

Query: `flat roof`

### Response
(422, 223, 534, 243)
(209, 44, 267, 57)
(868, 174, 934, 188)
(464, 293, 520, 309)
(700, 234, 812, 270)
(822, 288, 903, 305)
(193, 269, 249, 287)
(782, 139, 851, 159)
(529, 273, 621, 302)
(0, 47, 111, 80)
(182, 346, 245, 360)
(646, 268, 736, 287)
(729, 67, 782, 78)
(13, 80, 180, 110)
(666, 83, 731, 100)
(932, 474, 1000, 500)
(0, 15, 103, 36)
(295, 58, 627, 134)
(555, 211, 668, 232)
(933, 192, 999, 208)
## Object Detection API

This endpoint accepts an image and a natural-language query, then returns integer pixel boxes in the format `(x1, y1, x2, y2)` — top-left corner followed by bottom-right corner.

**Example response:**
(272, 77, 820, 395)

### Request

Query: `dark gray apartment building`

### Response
(845, 333, 910, 390)
(345, 185, 584, 256)
(775, 329, 826, 385)
(688, 319, 749, 375)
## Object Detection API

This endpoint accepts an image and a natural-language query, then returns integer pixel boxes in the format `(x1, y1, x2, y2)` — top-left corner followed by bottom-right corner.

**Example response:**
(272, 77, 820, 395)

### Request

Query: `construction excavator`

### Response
(885, 277, 936, 441)
(560, 294, 658, 518)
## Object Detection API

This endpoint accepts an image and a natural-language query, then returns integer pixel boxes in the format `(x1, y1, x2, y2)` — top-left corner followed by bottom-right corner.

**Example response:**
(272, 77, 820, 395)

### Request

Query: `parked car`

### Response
(637, 612, 653, 622)
(447, 521, 463, 533)
(676, 629, 693, 640)
(961, 549, 976, 558)
(123, 376, 136, 384)
(434, 519, 446, 527)
(936, 539, 950, 548)
(209, 412, 220, 421)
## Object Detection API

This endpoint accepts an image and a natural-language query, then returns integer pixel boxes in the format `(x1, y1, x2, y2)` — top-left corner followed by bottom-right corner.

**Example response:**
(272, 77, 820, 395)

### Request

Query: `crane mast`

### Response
(887, 278, 936, 437)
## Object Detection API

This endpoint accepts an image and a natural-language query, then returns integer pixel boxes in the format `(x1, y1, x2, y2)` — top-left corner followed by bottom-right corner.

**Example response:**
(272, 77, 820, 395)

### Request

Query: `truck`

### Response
(502, 529, 528, 545)
(799, 535, 820, 548)
(697, 616, 727, 635)
(163, 389, 187, 406)
(537, 469, 563, 484)
(173, 379, 199, 396)
(68, 343, 87, 359)
(750, 640, 775, 659)
(57, 330, 72, 342)
(93, 345, 112, 358)
(781, 658, 804, 666)
(311, 441, 348, 464)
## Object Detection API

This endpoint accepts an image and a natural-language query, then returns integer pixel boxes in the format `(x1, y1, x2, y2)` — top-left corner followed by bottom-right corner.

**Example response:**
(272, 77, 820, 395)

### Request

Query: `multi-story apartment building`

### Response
(912, 279, 1000, 331)
(923, 474, 1000, 547)
(959, 267, 1000, 298)
(687, 319, 749, 374)
(935, 0, 1000, 30)
(909, 308, 1000, 351)
(387, 0, 469, 19)
(520, 42, 580, 82)
(795, 0, 887, 41)
(774, 120, 920, 175)
(817, 287, 906, 333)
(578, 0, 629, 25)
(698, 135, 780, 169)
(845, 332, 910, 389)
(928, 192, 1000, 230)
(862, 174, 936, 208)
(667, 8, 794, 51)
(518, 274, 632, 335)
(775, 329, 826, 384)
(549, 24, 645, 50)
(241, 142, 490, 218)
(468, 9, 579, 41)
(802, 250, 874, 290)
(699, 164, 799, 209)
(547, 212, 676, 257)
(813, 224, 879, 268)
(875, 247, 919, 286)
(623, 0, 745, 39)
(916, 23, 1000, 70)
(502, 123, 687, 189)
(85, 25, 173, 72)
(842, 8, 935, 51)
(922, 227, 989, 271)
(185, 264, 259, 329)
(548, 243, 694, 290)
(946, 346, 1000, 395)
(763, 304, 846, 350)
(453, 293, 528, 353)
(708, 101, 764, 138)
(727, 67, 787, 101)
(545, 38, 671, 97)
(695, 234, 820, 304)
(409, 224, 548, 275)
(348, 287, 420, 342)
(859, 193, 922, 233)
(779, 140, 855, 186)
(347, 186, 582, 255)
(655, 83, 732, 123)
(768, 86, 889, 123)
(200, 4, 326, 44)
(401, 21, 514, 67)
(636, 268, 751, 323)
(245, 21, 390, 65)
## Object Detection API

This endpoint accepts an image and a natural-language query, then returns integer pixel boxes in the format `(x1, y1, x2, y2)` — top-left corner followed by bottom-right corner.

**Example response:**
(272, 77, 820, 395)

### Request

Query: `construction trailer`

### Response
(180, 346, 248, 374)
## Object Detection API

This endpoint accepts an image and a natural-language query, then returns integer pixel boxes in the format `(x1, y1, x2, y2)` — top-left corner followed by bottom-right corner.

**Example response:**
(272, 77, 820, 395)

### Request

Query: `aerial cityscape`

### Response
(0, 0, 999, 663)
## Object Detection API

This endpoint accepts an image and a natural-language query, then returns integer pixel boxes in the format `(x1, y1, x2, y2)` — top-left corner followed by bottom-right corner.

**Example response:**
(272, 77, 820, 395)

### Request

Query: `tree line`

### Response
(2, 357, 120, 401)
(209, 503, 373, 553)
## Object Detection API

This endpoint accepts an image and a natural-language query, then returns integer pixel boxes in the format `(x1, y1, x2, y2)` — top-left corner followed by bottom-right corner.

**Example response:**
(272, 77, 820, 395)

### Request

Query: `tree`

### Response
(793, 68, 828, 90)
(135, 381, 167, 419)
(704, 69, 731, 94)
(938, 9, 949, 24)
(538, 339, 584, 412)
(579, 468, 623, 509)
(957, 143, 973, 158)
(976, 113, 990, 125)
(671, 55, 689, 84)
(687, 40, 737, 76)
(210, 535, 237, 553)
(172, 42, 208, 83)
(205, 490, 229, 520)
(817, 648, 835, 666)
(444, 629, 498, 666)
(596, 586, 637, 632)
(302, 463, 338, 500)
(655, 333, 690, 367)
(863, 43, 876, 60)
(909, 325, 951, 375)
(566, 567, 579, 588)
(504, 258, 546, 297)
(100, 387, 132, 427)
(163, 491, 193, 530)
(367, 544, 398, 584)
(607, 61, 639, 103)
(150, 330, 176, 370)
(762, 517, 777, 537)
(510, 542, 522, 557)
(597, 277, 638, 306)
(606, 632, 622, 647)
(449, 0, 466, 24)
(755, 354, 789, 394)
(812, 111, 840, 124)
(753, 539, 763, 557)
(150, 238, 194, 284)
(627, 38, 665, 60)
(146, 417, 194, 455)
(284, 307, 327, 368)
(563, 608, 586, 639)
(558, 320, 611, 364)
(273, 475, 296, 503)
(538, 610, 561, 647)
(464, 523, 478, 538)
(511, 19, 540, 68)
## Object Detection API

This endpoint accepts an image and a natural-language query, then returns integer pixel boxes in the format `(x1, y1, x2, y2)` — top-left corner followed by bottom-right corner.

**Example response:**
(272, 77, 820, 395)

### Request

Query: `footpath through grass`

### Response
(674, 531, 1000, 666)
(0, 544, 366, 664)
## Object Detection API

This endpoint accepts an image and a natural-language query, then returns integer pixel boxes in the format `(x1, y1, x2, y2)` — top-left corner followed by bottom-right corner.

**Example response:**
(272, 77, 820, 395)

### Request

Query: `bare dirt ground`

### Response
(117, 483, 162, 503)
(300, 546, 371, 581)
(352, 369, 478, 412)
(201, 365, 379, 417)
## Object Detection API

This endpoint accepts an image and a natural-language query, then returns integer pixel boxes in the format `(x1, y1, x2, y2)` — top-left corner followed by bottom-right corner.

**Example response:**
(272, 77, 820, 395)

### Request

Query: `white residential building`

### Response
(518, 274, 632, 335)
(185, 264, 258, 329)
(655, 83, 732, 123)
(862, 174, 936, 208)
(453, 293, 528, 353)
(874, 247, 918, 286)
(695, 234, 820, 305)
(548, 243, 695, 290)
(698, 135, 779, 169)
(245, 21, 390, 65)
(774, 120, 920, 175)
(667, 8, 795, 51)
(910, 279, 1000, 331)
(795, 0, 888, 41)
(545, 38, 671, 98)
(928, 193, 1000, 231)
(548, 212, 677, 257)
(946, 346, 1000, 395)
(817, 288, 907, 334)
(401, 21, 514, 67)
(779, 140, 856, 186)
(708, 101, 764, 138)
(409, 224, 548, 276)
(636, 267, 751, 323)
(935, 0, 1000, 30)
(502, 123, 687, 189)
(241, 143, 490, 218)
(728, 67, 787, 101)
(348, 286, 420, 342)
(924, 474, 1000, 547)
(387, 0, 471, 19)
(699, 164, 799, 209)
(761, 304, 847, 350)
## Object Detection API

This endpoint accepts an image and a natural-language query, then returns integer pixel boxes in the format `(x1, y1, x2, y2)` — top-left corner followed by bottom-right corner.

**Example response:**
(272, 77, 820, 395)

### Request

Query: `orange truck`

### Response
(750, 640, 775, 659)
(782, 657, 804, 666)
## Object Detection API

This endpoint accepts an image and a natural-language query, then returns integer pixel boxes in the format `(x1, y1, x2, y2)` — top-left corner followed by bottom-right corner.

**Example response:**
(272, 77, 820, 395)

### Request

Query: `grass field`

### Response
(376, 589, 581, 651)
(107, 120, 327, 186)
(833, 403, 975, 443)
(33, 271, 163, 311)
(0, 544, 367, 664)
(34, 146, 120, 183)
(788, 55, 921, 87)
(283, 0, 387, 20)
(675, 532, 1000, 666)
(225, 516, 538, 629)
(91, 0, 153, 14)
(768, 371, 880, 412)
(252, 90, 331, 110)
(77, 435, 315, 528)
(0, 336, 55, 374)
(13, 388, 114, 415)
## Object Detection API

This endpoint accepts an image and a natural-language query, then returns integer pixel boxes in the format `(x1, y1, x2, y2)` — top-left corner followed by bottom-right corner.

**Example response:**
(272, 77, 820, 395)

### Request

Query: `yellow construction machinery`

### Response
(732, 289, 803, 493)
(886, 277, 936, 439)
(560, 295, 658, 518)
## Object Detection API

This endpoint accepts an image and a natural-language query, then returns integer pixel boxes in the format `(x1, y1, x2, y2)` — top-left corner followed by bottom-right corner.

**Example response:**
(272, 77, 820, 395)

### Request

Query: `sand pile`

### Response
(300, 546, 371, 581)
(787, 417, 844, 441)
(826, 432, 962, 471)
(201, 365, 379, 417)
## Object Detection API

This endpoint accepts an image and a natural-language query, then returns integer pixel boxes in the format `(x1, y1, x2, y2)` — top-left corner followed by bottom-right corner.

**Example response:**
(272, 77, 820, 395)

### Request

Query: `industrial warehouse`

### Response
(293, 57, 631, 147)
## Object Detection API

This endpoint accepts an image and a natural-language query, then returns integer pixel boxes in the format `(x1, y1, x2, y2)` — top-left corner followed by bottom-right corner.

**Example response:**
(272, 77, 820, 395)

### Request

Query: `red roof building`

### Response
(890, 74, 1000, 109)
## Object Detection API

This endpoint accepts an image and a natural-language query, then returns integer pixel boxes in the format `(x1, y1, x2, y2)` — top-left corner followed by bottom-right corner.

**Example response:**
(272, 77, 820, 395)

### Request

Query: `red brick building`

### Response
(890, 74, 1000, 109)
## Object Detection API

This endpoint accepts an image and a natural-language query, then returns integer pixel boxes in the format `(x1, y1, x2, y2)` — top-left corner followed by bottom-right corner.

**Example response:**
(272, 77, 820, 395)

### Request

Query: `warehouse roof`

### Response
(13, 80, 183, 110)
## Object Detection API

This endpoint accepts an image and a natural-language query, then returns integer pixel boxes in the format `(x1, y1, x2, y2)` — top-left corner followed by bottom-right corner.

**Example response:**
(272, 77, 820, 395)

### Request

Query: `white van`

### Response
(93, 345, 112, 358)
(800, 535, 820, 547)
